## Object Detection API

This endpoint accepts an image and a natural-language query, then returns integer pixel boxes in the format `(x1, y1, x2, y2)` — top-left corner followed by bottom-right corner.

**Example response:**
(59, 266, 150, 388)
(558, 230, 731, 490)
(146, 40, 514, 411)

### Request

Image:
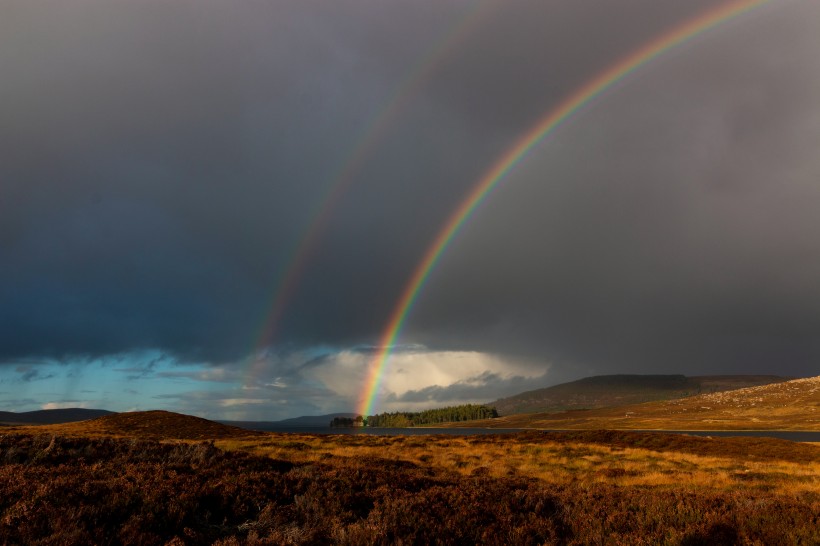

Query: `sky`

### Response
(2, 0, 819, 420)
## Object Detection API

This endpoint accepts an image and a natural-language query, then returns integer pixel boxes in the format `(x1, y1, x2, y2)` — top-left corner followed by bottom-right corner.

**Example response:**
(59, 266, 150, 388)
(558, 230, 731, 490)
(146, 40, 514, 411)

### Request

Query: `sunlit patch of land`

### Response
(454, 376, 820, 431)
(492, 374, 791, 415)
(215, 429, 820, 499)
(2, 407, 818, 543)
(12, 409, 266, 440)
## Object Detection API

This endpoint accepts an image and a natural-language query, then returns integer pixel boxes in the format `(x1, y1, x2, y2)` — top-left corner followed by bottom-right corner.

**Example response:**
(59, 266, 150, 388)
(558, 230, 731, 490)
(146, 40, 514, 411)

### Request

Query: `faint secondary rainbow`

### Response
(244, 1, 496, 384)
(358, 0, 773, 416)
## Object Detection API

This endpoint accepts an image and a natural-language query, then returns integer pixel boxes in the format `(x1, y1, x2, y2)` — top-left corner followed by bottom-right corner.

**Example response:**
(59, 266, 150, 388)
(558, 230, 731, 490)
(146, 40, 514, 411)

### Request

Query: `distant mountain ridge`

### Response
(0, 408, 359, 431)
(0, 375, 795, 428)
(492, 374, 792, 416)
(0, 408, 114, 425)
(220, 413, 358, 431)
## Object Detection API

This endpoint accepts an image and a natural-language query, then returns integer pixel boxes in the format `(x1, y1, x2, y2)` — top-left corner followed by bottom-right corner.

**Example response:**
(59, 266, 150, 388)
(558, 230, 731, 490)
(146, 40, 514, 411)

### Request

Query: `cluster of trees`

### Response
(330, 416, 365, 427)
(367, 404, 498, 428)
(327, 404, 499, 428)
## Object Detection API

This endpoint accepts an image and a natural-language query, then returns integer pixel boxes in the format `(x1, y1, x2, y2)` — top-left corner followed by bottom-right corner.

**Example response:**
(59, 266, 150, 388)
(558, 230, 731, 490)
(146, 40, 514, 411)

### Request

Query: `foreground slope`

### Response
(1, 428, 818, 544)
(465, 376, 820, 430)
(492, 374, 791, 415)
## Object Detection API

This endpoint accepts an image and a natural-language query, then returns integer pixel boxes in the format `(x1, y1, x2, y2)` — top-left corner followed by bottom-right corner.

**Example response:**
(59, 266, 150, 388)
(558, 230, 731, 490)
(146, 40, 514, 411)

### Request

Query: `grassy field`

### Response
(2, 410, 818, 544)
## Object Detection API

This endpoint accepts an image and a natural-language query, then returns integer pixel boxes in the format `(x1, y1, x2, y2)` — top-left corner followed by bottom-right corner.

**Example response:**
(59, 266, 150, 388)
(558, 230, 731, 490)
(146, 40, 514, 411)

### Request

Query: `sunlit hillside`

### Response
(457, 376, 820, 430)
(13, 410, 265, 441)
(491, 374, 790, 415)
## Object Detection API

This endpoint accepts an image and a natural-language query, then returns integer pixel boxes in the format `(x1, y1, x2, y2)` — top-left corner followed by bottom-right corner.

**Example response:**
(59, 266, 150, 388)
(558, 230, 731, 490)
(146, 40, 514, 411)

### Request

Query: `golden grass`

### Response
(4, 429, 817, 544)
(11, 408, 818, 502)
(213, 432, 820, 499)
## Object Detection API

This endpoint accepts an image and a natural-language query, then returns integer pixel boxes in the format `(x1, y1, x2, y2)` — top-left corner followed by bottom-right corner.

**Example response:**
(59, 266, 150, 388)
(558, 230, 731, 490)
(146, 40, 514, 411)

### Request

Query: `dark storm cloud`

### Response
(1, 0, 818, 387)
(0, 0, 470, 361)
(405, 1, 820, 378)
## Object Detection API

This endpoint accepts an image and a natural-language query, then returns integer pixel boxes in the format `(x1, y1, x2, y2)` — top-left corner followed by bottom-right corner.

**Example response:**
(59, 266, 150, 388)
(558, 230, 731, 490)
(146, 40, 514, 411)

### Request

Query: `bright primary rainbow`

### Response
(244, 1, 495, 384)
(358, 0, 773, 417)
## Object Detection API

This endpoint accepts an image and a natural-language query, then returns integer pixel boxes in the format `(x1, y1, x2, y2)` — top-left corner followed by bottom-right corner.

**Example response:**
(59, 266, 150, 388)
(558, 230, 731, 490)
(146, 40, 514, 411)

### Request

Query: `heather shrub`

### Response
(0, 432, 817, 545)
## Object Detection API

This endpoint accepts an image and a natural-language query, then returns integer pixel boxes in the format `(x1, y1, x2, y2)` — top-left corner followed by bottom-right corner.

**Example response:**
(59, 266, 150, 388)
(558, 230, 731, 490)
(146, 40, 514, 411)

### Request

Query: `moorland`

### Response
(463, 376, 820, 431)
(491, 374, 791, 415)
(1, 376, 818, 544)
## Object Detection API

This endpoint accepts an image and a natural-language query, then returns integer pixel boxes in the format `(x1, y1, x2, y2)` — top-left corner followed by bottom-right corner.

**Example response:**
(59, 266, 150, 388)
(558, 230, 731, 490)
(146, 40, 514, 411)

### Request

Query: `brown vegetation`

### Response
(2, 410, 818, 544)
(218, 429, 820, 499)
(12, 410, 266, 441)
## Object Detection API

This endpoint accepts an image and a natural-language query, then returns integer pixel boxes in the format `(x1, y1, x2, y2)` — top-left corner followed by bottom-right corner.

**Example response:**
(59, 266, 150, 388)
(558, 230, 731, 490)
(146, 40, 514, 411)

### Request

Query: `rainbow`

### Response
(358, 0, 773, 416)
(244, 1, 496, 384)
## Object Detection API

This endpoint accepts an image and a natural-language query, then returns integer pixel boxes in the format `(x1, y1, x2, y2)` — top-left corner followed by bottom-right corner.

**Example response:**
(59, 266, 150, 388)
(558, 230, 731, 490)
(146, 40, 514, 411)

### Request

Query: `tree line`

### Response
(365, 404, 498, 428)
(329, 416, 365, 427)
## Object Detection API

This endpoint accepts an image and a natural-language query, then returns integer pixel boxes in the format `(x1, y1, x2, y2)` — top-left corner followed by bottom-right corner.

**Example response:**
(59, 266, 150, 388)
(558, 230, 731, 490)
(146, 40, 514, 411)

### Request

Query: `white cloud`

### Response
(217, 398, 269, 407)
(84, 346, 551, 420)
(307, 347, 549, 413)
(41, 400, 91, 410)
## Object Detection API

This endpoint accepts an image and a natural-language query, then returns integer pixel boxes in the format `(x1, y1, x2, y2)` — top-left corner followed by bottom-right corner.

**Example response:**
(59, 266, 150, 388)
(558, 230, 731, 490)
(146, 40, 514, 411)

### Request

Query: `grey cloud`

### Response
(0, 0, 488, 363)
(114, 355, 168, 380)
(402, 0, 820, 379)
(0, 0, 818, 415)
(0, 398, 40, 410)
(152, 383, 343, 421)
(15, 366, 55, 383)
(155, 369, 239, 384)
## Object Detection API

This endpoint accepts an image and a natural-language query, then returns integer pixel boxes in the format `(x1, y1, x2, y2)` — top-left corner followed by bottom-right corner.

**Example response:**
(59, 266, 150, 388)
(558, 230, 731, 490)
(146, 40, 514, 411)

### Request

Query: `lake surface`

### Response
(237, 425, 820, 442)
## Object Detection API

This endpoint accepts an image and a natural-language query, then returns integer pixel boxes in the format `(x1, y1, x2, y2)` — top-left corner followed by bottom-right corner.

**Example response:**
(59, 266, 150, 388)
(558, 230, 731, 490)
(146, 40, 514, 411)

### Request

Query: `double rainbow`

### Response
(245, 1, 495, 384)
(358, 0, 773, 417)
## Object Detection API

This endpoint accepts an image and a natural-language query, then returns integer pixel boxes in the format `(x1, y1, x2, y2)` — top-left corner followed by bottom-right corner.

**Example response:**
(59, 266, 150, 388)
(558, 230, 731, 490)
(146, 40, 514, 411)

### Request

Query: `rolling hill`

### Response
(12, 410, 265, 440)
(466, 376, 820, 430)
(0, 408, 114, 426)
(491, 374, 791, 415)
